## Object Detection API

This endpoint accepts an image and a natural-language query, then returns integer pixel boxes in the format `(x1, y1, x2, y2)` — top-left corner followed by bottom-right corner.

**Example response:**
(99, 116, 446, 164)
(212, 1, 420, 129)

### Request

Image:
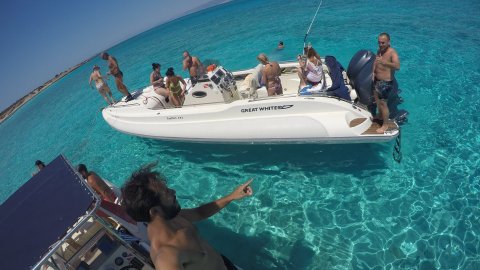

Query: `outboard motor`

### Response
(347, 50, 376, 109)
(347, 50, 408, 124)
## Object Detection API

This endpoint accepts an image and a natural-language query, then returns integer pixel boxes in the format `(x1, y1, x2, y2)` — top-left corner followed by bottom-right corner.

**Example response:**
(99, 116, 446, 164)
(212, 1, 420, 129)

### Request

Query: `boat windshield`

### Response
(42, 218, 124, 270)
(211, 69, 225, 85)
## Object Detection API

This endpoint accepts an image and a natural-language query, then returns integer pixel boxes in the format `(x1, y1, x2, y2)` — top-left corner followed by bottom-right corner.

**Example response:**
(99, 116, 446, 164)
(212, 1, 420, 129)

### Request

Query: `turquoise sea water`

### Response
(1, 0, 480, 269)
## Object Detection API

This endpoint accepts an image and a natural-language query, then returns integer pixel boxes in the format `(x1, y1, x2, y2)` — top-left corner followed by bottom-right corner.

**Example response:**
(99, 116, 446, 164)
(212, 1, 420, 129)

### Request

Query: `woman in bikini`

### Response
(88, 65, 115, 105)
(165, 67, 187, 107)
(257, 53, 283, 96)
(150, 63, 170, 103)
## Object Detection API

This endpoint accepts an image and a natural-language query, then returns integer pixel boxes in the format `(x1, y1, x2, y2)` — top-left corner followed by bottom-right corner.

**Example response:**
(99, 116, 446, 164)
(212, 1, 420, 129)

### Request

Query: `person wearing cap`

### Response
(88, 65, 115, 105)
(257, 53, 283, 96)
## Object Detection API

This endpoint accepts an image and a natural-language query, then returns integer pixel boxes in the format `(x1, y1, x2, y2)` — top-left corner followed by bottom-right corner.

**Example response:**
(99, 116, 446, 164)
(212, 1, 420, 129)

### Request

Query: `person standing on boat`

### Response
(89, 65, 115, 105)
(257, 53, 283, 96)
(121, 164, 253, 270)
(373, 32, 400, 133)
(101, 52, 134, 102)
(150, 63, 170, 101)
(77, 164, 117, 203)
(165, 67, 187, 107)
(182, 50, 205, 86)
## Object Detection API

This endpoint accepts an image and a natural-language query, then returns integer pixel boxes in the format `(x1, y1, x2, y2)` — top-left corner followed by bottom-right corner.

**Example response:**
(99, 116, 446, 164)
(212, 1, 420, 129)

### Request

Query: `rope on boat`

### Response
(303, 0, 324, 48)
(393, 128, 402, 163)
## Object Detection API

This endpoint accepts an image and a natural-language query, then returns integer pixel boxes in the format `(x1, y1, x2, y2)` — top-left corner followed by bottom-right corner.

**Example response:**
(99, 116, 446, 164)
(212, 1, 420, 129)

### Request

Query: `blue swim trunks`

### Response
(374, 80, 393, 100)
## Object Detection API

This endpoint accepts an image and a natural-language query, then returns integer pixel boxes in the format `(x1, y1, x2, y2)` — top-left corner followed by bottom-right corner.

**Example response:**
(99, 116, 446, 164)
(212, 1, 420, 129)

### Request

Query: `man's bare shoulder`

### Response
(387, 47, 398, 56)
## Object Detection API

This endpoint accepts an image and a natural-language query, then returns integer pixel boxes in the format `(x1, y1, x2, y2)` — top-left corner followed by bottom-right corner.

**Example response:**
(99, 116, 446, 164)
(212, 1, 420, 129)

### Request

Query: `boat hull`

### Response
(102, 95, 398, 144)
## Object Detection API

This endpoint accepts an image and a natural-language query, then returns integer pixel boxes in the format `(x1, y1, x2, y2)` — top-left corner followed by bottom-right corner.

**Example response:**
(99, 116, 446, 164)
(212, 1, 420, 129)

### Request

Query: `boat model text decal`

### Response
(241, 105, 294, 113)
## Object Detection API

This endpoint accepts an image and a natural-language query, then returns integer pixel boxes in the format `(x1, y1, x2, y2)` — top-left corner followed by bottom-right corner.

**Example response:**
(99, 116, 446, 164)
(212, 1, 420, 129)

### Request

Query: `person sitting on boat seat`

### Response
(121, 163, 253, 270)
(258, 53, 283, 96)
(77, 164, 117, 203)
(150, 63, 170, 103)
(297, 46, 325, 91)
(165, 67, 187, 107)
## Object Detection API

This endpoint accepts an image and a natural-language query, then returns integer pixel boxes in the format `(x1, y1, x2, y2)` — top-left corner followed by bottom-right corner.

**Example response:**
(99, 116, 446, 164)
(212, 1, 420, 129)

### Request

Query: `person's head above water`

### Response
(122, 163, 181, 222)
(92, 65, 100, 71)
(35, 160, 45, 170)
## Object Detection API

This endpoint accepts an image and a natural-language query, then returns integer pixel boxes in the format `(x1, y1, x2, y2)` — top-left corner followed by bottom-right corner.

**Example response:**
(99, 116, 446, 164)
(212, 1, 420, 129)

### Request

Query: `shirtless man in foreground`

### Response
(182, 51, 205, 85)
(77, 164, 117, 203)
(373, 32, 400, 133)
(101, 52, 133, 102)
(121, 164, 253, 270)
(88, 65, 115, 105)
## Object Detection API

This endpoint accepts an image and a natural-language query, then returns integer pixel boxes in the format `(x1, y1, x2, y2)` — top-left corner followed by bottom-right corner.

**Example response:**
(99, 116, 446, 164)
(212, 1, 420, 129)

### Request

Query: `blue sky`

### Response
(0, 0, 226, 112)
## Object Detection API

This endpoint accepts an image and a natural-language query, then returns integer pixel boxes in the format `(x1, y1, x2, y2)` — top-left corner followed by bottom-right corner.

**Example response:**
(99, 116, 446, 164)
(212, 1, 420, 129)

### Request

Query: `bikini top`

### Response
(152, 72, 165, 87)
(169, 79, 182, 94)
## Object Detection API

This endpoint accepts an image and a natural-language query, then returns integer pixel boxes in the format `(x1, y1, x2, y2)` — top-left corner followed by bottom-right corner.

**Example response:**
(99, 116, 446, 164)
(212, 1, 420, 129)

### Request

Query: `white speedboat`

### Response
(102, 50, 407, 144)
(0, 155, 153, 270)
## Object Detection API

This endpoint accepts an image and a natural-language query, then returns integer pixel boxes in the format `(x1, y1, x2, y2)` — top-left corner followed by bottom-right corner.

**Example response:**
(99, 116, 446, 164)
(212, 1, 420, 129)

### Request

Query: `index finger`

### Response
(242, 179, 253, 186)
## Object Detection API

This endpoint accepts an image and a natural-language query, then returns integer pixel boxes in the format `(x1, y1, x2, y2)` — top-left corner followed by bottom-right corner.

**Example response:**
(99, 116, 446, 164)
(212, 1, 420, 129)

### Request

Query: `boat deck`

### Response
(234, 65, 311, 97)
(350, 118, 398, 135)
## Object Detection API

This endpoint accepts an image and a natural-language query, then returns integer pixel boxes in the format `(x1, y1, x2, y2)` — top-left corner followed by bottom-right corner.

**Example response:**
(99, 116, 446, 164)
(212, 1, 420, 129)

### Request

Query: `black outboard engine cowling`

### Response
(347, 50, 408, 124)
(347, 50, 375, 107)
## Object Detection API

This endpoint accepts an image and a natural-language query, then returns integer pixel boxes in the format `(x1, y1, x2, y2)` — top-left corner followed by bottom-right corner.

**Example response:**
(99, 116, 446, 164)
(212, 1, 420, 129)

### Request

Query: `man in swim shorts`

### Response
(121, 164, 254, 270)
(89, 65, 115, 105)
(373, 32, 400, 133)
(101, 52, 134, 102)
(182, 50, 205, 86)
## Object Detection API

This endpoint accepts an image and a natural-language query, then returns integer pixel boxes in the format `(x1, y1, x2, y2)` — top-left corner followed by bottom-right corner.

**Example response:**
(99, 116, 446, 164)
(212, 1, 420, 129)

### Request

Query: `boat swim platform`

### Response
(349, 118, 398, 135)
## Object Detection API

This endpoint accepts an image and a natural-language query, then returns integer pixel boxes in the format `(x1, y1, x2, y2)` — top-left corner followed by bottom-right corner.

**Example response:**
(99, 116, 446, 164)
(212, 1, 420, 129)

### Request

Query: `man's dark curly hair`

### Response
(121, 163, 168, 222)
